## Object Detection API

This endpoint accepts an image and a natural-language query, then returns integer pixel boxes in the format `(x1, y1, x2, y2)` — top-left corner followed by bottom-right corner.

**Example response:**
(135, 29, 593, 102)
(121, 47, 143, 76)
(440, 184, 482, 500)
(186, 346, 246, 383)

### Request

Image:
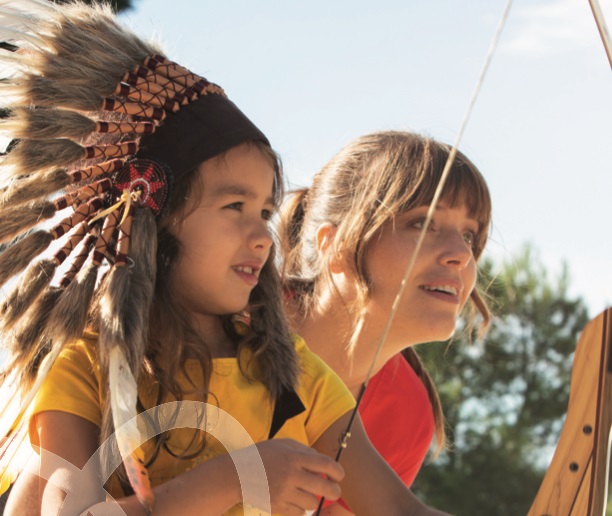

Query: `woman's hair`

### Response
(278, 130, 492, 456)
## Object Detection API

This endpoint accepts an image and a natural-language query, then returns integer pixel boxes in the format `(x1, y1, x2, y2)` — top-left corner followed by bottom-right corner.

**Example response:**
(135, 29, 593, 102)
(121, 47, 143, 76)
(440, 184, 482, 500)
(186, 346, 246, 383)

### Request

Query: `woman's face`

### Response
(363, 200, 479, 344)
(171, 143, 275, 322)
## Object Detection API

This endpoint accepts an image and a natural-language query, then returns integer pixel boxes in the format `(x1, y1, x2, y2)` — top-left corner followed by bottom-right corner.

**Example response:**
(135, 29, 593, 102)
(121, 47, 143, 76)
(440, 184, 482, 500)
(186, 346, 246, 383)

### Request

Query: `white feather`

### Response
(0, 26, 41, 48)
(108, 346, 141, 458)
(0, 419, 32, 493)
(0, 0, 54, 18)
(0, 344, 64, 448)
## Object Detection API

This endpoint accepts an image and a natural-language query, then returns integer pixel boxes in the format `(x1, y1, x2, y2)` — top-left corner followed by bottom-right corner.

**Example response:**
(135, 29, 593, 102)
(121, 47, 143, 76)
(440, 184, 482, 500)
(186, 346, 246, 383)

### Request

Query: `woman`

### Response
(279, 130, 492, 514)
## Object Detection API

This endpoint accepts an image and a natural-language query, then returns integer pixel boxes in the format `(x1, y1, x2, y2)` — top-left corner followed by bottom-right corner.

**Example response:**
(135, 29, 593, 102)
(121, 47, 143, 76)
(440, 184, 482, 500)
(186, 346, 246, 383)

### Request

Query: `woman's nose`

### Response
(438, 230, 473, 269)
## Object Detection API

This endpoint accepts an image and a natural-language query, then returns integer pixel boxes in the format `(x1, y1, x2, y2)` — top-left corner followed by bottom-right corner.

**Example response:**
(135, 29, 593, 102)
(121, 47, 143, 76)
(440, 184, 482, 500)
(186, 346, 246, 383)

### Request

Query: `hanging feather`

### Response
(3, 287, 61, 385)
(108, 346, 154, 513)
(0, 256, 101, 472)
(0, 199, 56, 244)
(2, 139, 87, 175)
(0, 258, 57, 332)
(0, 230, 53, 290)
(0, 168, 72, 210)
(0, 414, 33, 497)
(97, 207, 156, 511)
(0, 337, 65, 468)
(45, 259, 100, 347)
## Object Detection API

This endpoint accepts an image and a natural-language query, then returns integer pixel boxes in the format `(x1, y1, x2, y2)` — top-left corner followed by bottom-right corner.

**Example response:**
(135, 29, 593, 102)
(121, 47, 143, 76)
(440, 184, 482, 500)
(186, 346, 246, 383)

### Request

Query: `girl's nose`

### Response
(248, 219, 273, 252)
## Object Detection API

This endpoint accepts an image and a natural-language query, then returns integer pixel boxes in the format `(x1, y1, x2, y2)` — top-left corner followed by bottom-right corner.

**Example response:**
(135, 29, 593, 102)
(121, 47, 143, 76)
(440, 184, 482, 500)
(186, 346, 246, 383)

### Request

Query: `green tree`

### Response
(413, 244, 591, 515)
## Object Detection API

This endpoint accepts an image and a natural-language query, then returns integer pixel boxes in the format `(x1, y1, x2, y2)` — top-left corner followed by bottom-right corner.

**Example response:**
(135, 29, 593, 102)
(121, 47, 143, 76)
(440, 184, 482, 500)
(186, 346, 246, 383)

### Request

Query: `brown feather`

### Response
(0, 258, 57, 332)
(0, 230, 53, 289)
(0, 169, 71, 210)
(2, 288, 61, 389)
(45, 260, 99, 345)
(98, 208, 157, 374)
(0, 199, 56, 245)
(0, 108, 97, 140)
(3, 139, 85, 175)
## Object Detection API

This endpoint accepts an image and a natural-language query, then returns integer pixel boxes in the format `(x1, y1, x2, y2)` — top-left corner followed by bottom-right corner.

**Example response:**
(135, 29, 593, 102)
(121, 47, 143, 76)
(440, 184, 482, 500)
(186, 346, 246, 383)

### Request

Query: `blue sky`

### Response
(119, 0, 612, 315)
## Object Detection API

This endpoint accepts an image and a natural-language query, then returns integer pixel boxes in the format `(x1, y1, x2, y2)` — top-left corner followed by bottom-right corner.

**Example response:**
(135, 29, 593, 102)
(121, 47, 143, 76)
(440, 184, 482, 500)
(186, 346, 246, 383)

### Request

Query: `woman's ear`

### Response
(316, 223, 345, 274)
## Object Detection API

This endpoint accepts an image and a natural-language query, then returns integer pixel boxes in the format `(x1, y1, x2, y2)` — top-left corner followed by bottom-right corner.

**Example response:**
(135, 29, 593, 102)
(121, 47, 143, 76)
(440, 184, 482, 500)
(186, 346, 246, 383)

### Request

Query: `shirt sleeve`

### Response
(293, 335, 356, 445)
(28, 335, 103, 447)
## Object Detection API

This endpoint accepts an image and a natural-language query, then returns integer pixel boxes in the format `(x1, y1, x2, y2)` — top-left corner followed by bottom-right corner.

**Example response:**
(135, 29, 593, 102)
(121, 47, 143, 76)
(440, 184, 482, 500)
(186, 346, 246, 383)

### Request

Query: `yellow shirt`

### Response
(29, 332, 355, 514)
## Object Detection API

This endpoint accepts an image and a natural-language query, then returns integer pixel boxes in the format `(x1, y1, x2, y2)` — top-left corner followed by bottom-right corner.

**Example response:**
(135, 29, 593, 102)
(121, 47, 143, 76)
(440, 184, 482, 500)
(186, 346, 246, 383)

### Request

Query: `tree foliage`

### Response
(413, 244, 591, 515)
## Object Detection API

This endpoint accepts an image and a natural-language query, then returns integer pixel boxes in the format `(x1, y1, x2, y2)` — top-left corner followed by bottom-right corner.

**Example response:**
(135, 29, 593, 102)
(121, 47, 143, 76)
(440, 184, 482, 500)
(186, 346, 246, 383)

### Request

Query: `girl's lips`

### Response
(232, 264, 261, 287)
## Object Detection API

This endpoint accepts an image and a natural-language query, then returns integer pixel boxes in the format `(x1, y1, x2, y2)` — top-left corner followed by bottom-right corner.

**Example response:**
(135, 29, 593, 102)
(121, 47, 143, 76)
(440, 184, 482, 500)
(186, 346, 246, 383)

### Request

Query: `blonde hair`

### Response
(279, 131, 493, 456)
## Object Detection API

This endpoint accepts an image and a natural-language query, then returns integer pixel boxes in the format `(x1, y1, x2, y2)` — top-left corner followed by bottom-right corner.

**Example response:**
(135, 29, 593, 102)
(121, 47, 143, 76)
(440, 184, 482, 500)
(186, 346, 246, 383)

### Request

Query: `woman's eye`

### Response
(409, 218, 427, 230)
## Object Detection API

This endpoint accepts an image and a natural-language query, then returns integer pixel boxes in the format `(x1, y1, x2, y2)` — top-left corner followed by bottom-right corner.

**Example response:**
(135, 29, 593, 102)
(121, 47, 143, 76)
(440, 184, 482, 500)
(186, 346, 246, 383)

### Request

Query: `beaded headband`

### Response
(0, 1, 268, 511)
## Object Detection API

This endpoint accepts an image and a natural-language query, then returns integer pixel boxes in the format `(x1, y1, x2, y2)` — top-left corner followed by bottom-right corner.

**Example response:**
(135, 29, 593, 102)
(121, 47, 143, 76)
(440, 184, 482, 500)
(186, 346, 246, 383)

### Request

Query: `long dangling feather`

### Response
(0, 230, 53, 290)
(0, 258, 56, 332)
(0, 415, 33, 496)
(0, 259, 100, 467)
(0, 200, 56, 244)
(0, 169, 71, 210)
(3, 288, 61, 385)
(108, 346, 154, 512)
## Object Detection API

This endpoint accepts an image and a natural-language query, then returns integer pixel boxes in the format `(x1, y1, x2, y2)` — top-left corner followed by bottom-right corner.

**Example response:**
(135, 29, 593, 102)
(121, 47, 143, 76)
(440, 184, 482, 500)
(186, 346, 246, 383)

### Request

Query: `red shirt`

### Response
(359, 353, 434, 486)
(334, 353, 434, 510)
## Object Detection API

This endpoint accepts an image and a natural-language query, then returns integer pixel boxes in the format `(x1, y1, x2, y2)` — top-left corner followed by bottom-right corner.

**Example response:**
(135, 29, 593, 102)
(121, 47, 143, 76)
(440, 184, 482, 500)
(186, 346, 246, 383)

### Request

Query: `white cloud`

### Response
(503, 0, 611, 57)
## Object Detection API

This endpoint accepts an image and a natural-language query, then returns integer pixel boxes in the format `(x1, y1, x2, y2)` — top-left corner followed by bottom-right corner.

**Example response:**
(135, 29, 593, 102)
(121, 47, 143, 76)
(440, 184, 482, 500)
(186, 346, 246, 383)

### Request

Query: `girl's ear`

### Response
(316, 223, 345, 274)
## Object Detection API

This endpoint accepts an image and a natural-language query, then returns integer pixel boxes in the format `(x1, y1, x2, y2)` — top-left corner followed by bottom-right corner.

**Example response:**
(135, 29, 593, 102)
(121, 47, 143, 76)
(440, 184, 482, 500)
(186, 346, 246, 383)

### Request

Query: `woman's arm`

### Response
(313, 412, 451, 516)
(35, 411, 344, 516)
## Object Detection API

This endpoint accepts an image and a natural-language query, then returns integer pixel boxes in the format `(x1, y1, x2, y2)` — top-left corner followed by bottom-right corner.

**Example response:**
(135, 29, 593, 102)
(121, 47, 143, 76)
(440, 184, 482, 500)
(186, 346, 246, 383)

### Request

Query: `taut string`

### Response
(313, 1, 514, 513)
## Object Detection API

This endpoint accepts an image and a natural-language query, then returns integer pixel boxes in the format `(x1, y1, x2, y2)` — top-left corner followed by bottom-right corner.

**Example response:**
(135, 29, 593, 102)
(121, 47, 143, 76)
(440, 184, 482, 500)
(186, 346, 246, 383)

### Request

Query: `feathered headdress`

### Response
(0, 0, 268, 510)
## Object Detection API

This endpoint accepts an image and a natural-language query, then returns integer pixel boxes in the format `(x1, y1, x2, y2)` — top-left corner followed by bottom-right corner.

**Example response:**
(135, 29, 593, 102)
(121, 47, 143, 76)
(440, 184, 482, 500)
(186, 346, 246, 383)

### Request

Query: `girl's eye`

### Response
(463, 231, 476, 247)
(261, 209, 273, 221)
(224, 202, 243, 211)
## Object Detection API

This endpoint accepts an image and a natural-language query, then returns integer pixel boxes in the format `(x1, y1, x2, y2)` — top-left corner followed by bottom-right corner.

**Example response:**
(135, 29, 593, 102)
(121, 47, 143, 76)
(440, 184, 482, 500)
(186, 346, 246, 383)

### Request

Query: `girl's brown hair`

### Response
(84, 140, 299, 486)
(278, 131, 492, 456)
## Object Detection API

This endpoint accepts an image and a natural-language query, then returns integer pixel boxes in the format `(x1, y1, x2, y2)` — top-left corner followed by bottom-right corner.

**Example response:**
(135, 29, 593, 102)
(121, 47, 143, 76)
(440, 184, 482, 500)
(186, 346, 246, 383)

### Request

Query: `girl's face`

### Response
(364, 201, 479, 344)
(171, 143, 275, 322)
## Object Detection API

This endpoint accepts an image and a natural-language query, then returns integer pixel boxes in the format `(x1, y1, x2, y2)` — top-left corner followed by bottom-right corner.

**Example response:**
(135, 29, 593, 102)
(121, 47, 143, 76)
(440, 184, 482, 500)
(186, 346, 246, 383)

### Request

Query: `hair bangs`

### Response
(396, 144, 491, 258)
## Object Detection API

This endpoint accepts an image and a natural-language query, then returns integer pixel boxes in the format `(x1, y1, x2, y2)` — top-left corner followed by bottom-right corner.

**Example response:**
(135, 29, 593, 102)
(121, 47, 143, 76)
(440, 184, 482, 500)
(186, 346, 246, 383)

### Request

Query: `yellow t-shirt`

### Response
(29, 331, 355, 514)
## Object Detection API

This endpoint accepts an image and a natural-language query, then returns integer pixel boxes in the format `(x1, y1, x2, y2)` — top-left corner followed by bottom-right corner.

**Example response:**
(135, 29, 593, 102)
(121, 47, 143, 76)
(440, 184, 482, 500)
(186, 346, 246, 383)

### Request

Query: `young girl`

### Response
(279, 130, 492, 515)
(0, 3, 449, 515)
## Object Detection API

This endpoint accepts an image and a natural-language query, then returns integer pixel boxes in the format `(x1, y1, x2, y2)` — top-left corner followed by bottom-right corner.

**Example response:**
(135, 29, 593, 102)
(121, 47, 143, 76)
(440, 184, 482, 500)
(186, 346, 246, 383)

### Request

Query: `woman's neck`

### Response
(290, 298, 397, 398)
